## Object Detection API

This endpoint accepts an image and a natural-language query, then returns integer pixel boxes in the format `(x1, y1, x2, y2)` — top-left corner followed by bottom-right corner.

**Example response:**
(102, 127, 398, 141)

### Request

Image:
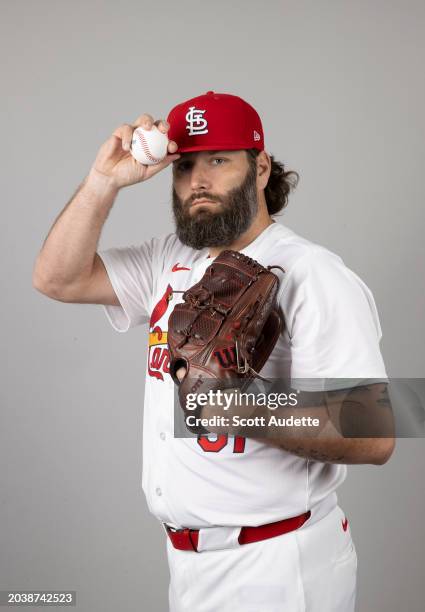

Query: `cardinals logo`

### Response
(148, 284, 173, 380)
(185, 106, 208, 136)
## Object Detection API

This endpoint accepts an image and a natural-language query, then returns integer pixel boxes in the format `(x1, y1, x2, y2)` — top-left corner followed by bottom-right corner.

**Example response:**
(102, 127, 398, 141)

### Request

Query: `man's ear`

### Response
(256, 151, 271, 190)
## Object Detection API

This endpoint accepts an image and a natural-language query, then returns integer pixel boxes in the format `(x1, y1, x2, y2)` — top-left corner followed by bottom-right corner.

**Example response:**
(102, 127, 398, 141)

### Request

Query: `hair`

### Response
(246, 149, 299, 216)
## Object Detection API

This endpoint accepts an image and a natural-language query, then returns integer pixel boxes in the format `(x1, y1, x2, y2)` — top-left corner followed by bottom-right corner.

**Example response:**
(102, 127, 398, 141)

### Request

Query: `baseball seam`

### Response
(135, 130, 162, 164)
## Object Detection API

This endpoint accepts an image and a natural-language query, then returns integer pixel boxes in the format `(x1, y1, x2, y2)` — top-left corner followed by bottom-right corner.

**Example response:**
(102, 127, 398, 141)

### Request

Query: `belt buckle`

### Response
(196, 526, 242, 552)
(164, 524, 198, 552)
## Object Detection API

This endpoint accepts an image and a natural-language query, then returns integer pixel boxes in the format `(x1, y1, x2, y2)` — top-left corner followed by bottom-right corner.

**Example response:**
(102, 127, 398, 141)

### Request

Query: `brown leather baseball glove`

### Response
(167, 250, 284, 433)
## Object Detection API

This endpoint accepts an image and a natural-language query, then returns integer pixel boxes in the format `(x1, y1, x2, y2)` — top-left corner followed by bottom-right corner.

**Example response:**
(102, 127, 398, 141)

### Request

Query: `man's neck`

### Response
(208, 210, 274, 258)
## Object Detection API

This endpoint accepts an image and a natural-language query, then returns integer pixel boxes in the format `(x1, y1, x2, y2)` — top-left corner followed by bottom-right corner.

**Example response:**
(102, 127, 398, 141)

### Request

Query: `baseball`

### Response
(130, 125, 169, 165)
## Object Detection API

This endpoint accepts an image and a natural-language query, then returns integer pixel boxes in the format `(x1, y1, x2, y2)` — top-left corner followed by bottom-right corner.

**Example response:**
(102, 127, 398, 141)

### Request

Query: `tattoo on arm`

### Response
(288, 446, 346, 463)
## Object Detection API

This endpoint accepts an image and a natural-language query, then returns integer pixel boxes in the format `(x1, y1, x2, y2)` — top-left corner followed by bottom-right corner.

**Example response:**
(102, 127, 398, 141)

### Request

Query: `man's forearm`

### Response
(33, 169, 118, 293)
(258, 384, 395, 464)
(197, 383, 395, 465)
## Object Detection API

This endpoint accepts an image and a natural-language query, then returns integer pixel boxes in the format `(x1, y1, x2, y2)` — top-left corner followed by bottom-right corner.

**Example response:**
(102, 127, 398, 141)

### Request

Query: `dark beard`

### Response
(172, 163, 258, 250)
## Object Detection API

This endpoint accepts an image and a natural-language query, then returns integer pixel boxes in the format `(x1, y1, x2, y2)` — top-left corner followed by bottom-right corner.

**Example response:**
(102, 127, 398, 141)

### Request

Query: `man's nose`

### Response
(190, 162, 212, 191)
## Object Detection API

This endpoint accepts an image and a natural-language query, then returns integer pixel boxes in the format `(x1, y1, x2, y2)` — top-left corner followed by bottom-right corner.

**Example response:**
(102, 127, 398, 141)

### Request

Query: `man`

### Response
(33, 91, 394, 611)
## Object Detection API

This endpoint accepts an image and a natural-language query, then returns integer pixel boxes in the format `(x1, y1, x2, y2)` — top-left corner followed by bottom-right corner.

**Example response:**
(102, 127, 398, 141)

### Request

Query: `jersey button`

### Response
(155, 487, 162, 496)
(160, 432, 166, 441)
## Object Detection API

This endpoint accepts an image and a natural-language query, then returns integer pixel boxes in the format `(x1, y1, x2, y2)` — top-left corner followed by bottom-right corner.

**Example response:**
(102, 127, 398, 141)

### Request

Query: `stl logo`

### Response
(185, 106, 208, 136)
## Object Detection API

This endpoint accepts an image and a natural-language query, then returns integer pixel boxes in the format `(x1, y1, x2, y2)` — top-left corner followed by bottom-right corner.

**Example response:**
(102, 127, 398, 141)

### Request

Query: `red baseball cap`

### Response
(167, 91, 264, 153)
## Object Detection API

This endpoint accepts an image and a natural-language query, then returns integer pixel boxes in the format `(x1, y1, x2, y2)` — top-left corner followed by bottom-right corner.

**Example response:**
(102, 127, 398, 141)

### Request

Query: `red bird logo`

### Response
(150, 284, 173, 341)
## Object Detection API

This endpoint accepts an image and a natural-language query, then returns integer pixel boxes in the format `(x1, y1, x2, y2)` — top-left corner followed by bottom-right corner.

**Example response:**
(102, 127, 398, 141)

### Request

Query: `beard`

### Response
(172, 162, 258, 250)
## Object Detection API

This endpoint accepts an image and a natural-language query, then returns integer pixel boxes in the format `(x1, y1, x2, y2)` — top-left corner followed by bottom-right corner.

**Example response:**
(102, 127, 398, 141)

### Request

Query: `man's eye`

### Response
(212, 158, 226, 165)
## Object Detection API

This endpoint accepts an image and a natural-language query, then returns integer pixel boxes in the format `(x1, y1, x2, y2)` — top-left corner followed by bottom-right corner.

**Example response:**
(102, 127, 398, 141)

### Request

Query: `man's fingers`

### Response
(133, 113, 155, 129)
(168, 140, 178, 154)
(154, 119, 170, 134)
(112, 124, 134, 151)
(176, 367, 187, 382)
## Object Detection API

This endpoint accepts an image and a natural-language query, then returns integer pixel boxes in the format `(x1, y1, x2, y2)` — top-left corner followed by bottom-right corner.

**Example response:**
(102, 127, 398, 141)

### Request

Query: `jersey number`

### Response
(197, 434, 246, 453)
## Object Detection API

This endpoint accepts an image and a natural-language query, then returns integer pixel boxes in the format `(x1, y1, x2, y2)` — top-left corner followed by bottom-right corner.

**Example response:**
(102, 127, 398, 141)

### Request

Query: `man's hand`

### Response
(89, 113, 180, 190)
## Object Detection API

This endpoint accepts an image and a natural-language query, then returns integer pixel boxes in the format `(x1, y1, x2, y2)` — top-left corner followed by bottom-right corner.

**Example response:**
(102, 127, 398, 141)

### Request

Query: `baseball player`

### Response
(33, 91, 394, 611)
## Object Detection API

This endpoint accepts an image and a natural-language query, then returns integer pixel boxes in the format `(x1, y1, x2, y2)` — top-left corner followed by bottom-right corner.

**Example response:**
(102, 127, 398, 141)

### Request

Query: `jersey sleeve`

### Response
(278, 247, 388, 391)
(97, 240, 156, 332)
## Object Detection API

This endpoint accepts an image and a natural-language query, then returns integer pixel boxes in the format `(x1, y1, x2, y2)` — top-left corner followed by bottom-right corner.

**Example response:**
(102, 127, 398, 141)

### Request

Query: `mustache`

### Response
(184, 192, 223, 207)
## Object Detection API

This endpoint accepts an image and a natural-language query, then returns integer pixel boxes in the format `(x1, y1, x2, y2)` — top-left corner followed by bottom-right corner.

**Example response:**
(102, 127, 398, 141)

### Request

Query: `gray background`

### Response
(1, 1, 424, 610)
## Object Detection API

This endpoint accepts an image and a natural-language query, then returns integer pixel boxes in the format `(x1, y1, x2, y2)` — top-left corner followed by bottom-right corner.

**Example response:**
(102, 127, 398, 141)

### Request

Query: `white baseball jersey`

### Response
(98, 221, 387, 530)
